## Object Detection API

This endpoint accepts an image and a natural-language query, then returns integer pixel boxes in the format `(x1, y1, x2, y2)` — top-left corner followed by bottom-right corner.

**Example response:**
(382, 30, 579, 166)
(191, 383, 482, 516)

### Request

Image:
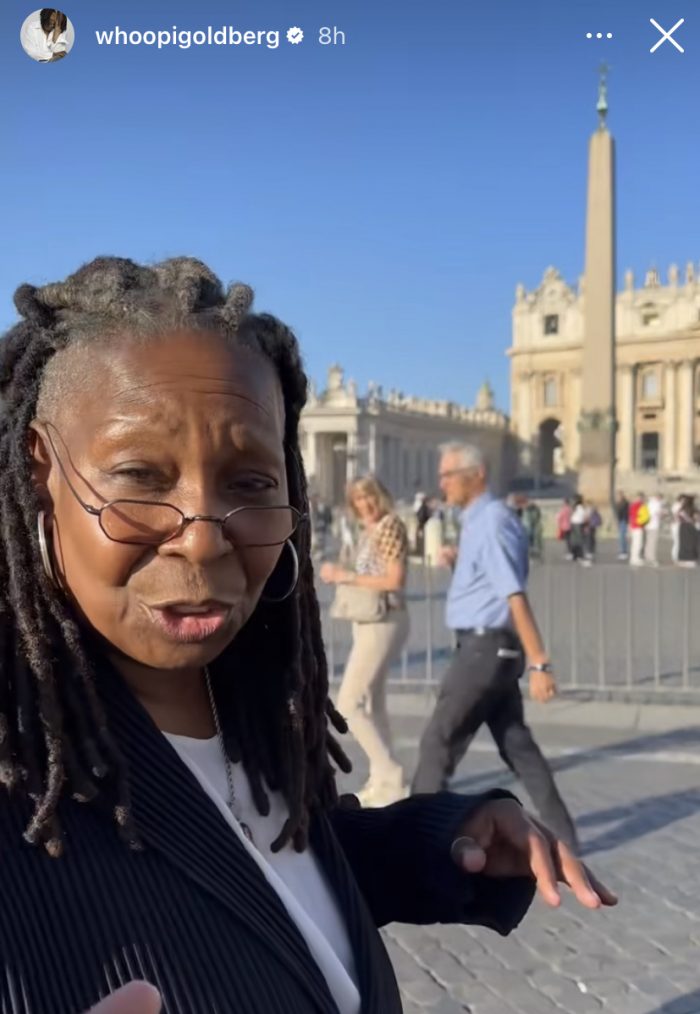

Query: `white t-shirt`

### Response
(165, 733, 361, 1014)
(647, 496, 664, 531)
(20, 14, 68, 61)
(571, 504, 589, 525)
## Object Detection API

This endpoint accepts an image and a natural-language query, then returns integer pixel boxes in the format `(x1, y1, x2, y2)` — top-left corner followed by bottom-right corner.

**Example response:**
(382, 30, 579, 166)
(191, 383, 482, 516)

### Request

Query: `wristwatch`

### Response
(528, 662, 553, 673)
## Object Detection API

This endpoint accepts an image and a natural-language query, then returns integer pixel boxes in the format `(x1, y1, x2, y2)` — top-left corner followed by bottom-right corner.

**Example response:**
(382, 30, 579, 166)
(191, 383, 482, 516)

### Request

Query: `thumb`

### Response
(88, 982, 162, 1014)
(450, 835, 487, 873)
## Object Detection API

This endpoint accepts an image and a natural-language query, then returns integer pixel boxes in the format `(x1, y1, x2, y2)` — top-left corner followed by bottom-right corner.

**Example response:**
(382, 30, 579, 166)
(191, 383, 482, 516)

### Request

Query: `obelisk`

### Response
(578, 66, 616, 505)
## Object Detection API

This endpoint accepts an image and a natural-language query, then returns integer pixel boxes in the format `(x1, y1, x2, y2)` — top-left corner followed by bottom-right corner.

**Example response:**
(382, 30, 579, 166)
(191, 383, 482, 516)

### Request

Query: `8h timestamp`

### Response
(319, 27, 345, 45)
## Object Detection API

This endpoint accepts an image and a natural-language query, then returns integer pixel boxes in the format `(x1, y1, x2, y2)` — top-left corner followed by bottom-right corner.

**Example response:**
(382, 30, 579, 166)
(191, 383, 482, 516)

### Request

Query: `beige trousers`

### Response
(336, 609, 410, 786)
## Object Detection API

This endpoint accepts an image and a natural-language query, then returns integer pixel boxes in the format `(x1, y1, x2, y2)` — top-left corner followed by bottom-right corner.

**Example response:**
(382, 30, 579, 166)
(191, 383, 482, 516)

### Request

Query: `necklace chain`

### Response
(203, 666, 255, 844)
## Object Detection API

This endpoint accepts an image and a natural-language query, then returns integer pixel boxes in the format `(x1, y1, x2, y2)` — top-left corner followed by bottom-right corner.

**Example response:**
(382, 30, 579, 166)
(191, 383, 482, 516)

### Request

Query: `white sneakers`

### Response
(356, 780, 409, 808)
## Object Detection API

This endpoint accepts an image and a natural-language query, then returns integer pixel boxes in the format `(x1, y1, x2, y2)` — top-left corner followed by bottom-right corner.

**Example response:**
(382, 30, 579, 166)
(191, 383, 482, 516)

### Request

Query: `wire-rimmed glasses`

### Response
(39, 423, 306, 548)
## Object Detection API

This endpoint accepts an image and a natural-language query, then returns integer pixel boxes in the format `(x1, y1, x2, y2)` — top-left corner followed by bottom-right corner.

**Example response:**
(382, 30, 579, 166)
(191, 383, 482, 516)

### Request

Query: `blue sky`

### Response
(1, 0, 697, 409)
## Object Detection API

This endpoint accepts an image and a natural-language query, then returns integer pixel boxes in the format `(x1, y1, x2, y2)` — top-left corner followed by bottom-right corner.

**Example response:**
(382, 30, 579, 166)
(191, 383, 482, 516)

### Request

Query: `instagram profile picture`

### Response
(20, 9, 75, 63)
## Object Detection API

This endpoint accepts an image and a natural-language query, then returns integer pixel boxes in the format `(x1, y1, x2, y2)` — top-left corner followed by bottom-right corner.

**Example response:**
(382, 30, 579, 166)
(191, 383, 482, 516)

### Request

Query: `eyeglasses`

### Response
(39, 423, 306, 548)
(438, 467, 475, 481)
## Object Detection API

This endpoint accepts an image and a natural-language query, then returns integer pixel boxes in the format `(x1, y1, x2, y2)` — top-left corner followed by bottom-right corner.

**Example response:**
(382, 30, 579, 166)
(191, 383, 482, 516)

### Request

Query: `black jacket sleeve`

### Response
(328, 790, 536, 933)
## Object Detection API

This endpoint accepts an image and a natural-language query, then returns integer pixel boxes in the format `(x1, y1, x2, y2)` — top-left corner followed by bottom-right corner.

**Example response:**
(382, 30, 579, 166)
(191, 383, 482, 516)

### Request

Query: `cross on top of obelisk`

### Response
(597, 62, 609, 130)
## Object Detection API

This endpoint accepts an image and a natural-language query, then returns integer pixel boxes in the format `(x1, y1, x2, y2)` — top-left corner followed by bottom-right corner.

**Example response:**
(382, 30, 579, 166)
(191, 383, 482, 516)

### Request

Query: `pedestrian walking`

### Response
(321, 476, 410, 806)
(615, 490, 630, 560)
(556, 499, 573, 560)
(584, 502, 602, 564)
(569, 496, 588, 563)
(676, 495, 699, 567)
(414, 493, 432, 556)
(644, 493, 665, 567)
(629, 493, 649, 567)
(522, 500, 544, 561)
(411, 443, 578, 850)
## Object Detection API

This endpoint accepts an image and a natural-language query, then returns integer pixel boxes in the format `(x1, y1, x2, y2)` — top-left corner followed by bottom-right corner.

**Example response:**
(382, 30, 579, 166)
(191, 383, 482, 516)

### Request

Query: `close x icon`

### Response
(649, 17, 685, 53)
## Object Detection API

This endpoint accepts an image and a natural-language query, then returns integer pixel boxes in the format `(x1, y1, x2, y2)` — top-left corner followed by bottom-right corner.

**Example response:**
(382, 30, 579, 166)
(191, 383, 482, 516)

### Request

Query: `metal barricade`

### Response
(320, 556, 700, 699)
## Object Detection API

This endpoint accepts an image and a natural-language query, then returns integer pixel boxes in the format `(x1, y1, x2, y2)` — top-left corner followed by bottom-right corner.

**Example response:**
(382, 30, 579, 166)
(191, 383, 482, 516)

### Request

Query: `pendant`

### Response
(229, 800, 254, 844)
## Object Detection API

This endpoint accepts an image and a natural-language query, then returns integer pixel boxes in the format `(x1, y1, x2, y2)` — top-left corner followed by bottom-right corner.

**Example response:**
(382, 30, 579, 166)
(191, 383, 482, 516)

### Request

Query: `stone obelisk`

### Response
(578, 66, 616, 505)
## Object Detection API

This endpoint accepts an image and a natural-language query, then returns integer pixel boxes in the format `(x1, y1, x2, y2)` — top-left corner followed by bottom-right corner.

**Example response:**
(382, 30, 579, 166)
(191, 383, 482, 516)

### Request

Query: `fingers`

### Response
(582, 866, 618, 907)
(87, 982, 162, 1014)
(555, 847, 603, 909)
(531, 818, 619, 909)
(530, 673, 557, 703)
(525, 823, 562, 907)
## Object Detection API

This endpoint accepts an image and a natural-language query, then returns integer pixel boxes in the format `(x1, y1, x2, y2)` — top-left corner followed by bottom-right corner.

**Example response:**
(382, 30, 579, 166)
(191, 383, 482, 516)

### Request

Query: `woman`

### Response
(20, 8, 69, 62)
(320, 477, 409, 806)
(569, 495, 589, 563)
(0, 257, 614, 1014)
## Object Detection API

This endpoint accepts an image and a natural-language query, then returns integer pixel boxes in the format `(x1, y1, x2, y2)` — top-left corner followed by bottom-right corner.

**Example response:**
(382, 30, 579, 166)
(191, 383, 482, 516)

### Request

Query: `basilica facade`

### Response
(508, 262, 700, 494)
(299, 365, 514, 505)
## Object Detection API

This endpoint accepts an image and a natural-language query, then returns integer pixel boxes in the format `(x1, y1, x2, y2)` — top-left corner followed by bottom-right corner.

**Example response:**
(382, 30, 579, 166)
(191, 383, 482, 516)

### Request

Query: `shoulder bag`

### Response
(330, 584, 388, 623)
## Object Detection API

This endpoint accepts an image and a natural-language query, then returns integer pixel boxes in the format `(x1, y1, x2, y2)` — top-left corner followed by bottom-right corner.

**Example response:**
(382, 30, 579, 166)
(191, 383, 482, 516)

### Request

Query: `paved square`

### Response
(337, 715, 700, 1014)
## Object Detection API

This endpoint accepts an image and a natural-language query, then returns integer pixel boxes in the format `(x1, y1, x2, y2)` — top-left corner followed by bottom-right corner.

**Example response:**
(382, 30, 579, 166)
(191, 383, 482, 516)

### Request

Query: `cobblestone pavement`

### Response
(338, 718, 700, 1014)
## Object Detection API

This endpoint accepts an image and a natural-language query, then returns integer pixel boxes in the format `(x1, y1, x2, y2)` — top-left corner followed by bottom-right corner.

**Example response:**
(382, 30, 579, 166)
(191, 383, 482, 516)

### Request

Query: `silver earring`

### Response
(37, 510, 57, 586)
(262, 540, 299, 603)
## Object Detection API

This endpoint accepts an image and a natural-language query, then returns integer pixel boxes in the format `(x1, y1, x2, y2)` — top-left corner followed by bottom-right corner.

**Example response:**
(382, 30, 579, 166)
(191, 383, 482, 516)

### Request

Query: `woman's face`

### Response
(352, 491, 382, 524)
(30, 332, 289, 673)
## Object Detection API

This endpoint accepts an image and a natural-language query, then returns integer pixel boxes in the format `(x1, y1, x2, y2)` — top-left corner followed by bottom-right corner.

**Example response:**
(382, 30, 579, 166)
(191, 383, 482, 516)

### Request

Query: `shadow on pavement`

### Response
(450, 726, 700, 791)
(646, 991, 700, 1013)
(579, 787, 700, 856)
(446, 729, 700, 852)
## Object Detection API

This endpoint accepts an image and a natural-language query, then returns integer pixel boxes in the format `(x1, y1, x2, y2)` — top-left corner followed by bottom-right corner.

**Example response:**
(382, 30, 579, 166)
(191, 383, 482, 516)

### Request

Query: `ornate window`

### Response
(640, 433, 660, 471)
(641, 303, 659, 327)
(543, 314, 559, 335)
(639, 367, 660, 401)
(543, 377, 558, 407)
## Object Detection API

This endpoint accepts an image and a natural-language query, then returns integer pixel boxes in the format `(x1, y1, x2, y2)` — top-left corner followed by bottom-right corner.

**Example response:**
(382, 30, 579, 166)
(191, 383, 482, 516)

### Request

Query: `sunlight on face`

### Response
(352, 491, 382, 524)
(31, 332, 289, 672)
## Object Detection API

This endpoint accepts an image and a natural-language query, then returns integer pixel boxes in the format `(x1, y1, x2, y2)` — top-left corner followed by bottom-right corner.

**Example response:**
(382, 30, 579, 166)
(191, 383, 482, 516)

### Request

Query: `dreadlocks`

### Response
(0, 255, 350, 857)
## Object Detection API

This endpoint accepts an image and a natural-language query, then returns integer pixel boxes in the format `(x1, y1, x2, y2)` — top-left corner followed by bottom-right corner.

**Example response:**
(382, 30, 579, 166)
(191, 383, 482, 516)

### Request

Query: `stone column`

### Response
(569, 369, 582, 467)
(664, 363, 678, 472)
(678, 361, 695, 470)
(346, 431, 358, 483)
(617, 365, 635, 471)
(304, 431, 318, 488)
(368, 422, 377, 473)
(519, 371, 534, 469)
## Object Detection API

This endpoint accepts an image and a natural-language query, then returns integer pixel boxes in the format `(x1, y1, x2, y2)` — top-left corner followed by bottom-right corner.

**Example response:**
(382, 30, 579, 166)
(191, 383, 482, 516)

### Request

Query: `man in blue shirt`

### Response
(411, 443, 577, 849)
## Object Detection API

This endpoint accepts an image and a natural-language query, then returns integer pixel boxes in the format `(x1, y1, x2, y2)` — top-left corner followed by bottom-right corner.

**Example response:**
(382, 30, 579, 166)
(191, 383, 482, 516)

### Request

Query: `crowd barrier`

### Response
(318, 560, 700, 699)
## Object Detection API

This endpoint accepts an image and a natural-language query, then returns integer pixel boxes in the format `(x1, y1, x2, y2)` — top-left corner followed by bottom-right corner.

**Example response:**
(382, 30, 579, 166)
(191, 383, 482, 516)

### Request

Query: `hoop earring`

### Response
(37, 510, 57, 586)
(262, 540, 299, 603)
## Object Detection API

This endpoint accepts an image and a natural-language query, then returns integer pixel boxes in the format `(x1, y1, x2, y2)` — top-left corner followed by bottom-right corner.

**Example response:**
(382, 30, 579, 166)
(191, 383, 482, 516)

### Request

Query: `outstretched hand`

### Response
(87, 982, 162, 1014)
(452, 798, 617, 910)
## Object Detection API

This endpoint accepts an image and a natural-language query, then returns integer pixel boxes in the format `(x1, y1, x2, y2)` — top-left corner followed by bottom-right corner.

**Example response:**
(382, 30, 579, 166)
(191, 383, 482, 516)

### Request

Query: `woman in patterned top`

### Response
(321, 476, 410, 806)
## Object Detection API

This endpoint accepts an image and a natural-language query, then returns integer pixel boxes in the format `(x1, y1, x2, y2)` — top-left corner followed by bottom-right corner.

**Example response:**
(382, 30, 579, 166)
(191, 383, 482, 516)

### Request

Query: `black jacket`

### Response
(0, 672, 535, 1014)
